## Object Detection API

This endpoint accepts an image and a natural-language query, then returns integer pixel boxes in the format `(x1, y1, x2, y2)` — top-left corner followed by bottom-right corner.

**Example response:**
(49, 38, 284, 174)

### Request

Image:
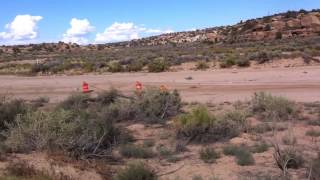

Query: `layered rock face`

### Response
(126, 10, 320, 46)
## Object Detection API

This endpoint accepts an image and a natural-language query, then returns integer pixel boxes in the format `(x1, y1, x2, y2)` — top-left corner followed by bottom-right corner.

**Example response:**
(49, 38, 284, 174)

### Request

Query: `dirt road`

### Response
(0, 66, 320, 103)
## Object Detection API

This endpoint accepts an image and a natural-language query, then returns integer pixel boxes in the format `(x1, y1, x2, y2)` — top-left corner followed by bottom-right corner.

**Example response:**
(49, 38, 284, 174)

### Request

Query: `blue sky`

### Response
(0, 0, 319, 45)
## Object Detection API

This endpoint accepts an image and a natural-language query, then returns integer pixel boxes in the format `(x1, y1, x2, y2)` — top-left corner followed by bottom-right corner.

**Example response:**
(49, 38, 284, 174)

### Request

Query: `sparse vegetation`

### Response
(135, 88, 181, 123)
(2, 160, 52, 180)
(0, 97, 30, 132)
(223, 145, 255, 166)
(273, 144, 304, 171)
(199, 147, 220, 163)
(175, 106, 248, 143)
(250, 141, 269, 153)
(148, 57, 169, 72)
(115, 162, 157, 180)
(282, 129, 297, 145)
(120, 144, 155, 159)
(220, 56, 236, 68)
(195, 61, 209, 70)
(251, 92, 297, 121)
(306, 129, 320, 137)
(308, 153, 320, 180)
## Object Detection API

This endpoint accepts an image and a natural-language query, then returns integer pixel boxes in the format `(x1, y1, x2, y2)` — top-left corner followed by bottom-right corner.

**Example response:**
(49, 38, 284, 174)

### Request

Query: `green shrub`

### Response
(282, 129, 297, 145)
(134, 88, 181, 123)
(119, 144, 154, 159)
(3, 160, 52, 180)
(108, 61, 123, 72)
(250, 141, 269, 153)
(126, 60, 144, 72)
(220, 57, 236, 68)
(195, 61, 209, 70)
(236, 148, 255, 166)
(254, 52, 270, 64)
(157, 145, 173, 157)
(306, 129, 320, 137)
(251, 92, 297, 121)
(308, 153, 320, 180)
(57, 93, 90, 111)
(143, 139, 155, 148)
(223, 145, 255, 166)
(148, 57, 169, 72)
(273, 145, 304, 170)
(175, 106, 245, 143)
(83, 62, 95, 72)
(199, 147, 220, 163)
(96, 89, 120, 105)
(192, 175, 203, 180)
(276, 32, 283, 40)
(236, 58, 250, 67)
(252, 123, 273, 133)
(223, 144, 243, 156)
(0, 97, 29, 132)
(4, 108, 126, 158)
(220, 109, 249, 131)
(31, 96, 49, 108)
(115, 162, 157, 180)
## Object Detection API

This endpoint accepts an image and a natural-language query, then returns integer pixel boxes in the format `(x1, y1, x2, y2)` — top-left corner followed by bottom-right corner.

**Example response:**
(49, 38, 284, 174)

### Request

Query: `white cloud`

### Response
(0, 14, 42, 43)
(62, 18, 94, 44)
(95, 22, 173, 43)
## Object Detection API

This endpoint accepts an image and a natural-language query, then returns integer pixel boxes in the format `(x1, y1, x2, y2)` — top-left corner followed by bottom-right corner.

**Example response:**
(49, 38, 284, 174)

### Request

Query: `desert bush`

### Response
(148, 57, 169, 72)
(306, 129, 320, 137)
(199, 147, 220, 163)
(282, 129, 297, 145)
(220, 56, 236, 68)
(108, 61, 123, 73)
(156, 145, 173, 157)
(4, 108, 126, 158)
(31, 96, 49, 108)
(96, 89, 120, 105)
(252, 123, 274, 133)
(220, 109, 249, 131)
(195, 60, 209, 70)
(236, 148, 255, 166)
(250, 141, 269, 153)
(236, 58, 250, 67)
(3, 160, 52, 180)
(251, 92, 297, 121)
(276, 32, 283, 40)
(143, 139, 155, 148)
(273, 145, 304, 171)
(134, 88, 181, 123)
(114, 162, 157, 180)
(58, 93, 91, 111)
(308, 153, 320, 180)
(126, 60, 144, 72)
(223, 144, 240, 156)
(253, 52, 271, 64)
(175, 106, 246, 143)
(0, 97, 29, 132)
(223, 145, 255, 166)
(119, 144, 155, 159)
(192, 175, 204, 180)
(308, 119, 320, 126)
(175, 140, 188, 153)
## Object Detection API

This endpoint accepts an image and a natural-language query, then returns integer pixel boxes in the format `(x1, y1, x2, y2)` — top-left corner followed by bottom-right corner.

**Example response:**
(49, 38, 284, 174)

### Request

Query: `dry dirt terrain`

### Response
(1, 61, 320, 180)
(1, 63, 320, 104)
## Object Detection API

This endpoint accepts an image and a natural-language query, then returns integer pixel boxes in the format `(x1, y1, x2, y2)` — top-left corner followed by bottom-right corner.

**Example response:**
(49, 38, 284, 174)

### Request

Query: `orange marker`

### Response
(82, 81, 89, 93)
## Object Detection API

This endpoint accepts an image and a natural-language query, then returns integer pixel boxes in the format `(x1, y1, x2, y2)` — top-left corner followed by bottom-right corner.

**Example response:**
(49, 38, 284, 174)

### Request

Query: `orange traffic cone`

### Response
(136, 81, 142, 91)
(82, 81, 90, 93)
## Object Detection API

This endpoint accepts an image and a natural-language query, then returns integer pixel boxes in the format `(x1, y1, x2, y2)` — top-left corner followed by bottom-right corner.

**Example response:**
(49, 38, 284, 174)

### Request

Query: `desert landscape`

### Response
(0, 5, 320, 180)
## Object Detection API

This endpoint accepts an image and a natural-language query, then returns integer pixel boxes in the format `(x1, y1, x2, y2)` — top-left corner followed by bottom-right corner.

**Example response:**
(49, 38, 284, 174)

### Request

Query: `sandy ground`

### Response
(0, 65, 320, 103)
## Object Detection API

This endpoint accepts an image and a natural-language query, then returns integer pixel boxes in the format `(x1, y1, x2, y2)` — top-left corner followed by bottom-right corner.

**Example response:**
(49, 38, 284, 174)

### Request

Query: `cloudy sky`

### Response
(0, 0, 319, 45)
